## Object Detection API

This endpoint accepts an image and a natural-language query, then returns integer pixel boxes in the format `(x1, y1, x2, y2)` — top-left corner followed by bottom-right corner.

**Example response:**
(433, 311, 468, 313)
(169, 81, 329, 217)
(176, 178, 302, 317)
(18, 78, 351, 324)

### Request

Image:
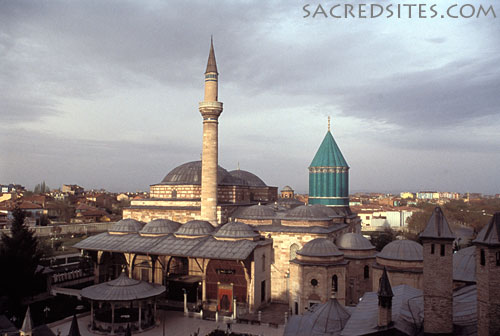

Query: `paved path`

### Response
(50, 311, 284, 336)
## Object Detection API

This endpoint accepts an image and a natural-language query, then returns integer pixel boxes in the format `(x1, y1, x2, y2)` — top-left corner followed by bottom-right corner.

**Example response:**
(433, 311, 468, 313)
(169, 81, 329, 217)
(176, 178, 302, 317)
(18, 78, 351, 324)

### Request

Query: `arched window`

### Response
(332, 275, 338, 292)
(290, 244, 300, 261)
(364, 265, 370, 279)
(171, 190, 177, 198)
(480, 249, 486, 266)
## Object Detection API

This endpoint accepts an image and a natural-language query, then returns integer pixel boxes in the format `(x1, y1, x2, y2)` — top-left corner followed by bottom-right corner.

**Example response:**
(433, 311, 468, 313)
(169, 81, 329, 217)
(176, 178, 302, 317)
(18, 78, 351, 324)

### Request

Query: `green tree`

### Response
(0, 207, 43, 310)
(371, 228, 396, 251)
(34, 181, 50, 194)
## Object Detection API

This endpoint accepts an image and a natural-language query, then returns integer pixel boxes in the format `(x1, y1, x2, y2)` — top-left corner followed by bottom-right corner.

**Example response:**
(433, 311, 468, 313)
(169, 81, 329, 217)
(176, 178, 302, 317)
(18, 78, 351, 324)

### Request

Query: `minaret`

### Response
(199, 37, 223, 224)
(473, 212, 500, 336)
(20, 306, 33, 336)
(308, 117, 349, 207)
(420, 207, 455, 335)
(377, 267, 393, 328)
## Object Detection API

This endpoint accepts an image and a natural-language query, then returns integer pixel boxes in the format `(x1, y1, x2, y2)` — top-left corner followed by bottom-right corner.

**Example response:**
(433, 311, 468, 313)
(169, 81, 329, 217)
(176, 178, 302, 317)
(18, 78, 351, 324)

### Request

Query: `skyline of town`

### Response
(1, 1, 499, 195)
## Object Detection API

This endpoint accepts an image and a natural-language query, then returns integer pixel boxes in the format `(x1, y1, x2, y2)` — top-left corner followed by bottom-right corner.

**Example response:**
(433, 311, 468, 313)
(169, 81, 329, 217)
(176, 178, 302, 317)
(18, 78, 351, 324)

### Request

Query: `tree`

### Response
(34, 181, 50, 194)
(0, 206, 43, 310)
(371, 228, 396, 251)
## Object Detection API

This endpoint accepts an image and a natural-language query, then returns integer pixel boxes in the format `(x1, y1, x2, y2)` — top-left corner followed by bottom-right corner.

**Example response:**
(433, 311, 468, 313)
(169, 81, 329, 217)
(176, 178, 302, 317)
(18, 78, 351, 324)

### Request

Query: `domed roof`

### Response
(311, 204, 344, 217)
(337, 233, 375, 250)
(229, 169, 267, 187)
(282, 185, 293, 191)
(161, 161, 244, 186)
(175, 220, 214, 236)
(234, 204, 276, 219)
(81, 271, 165, 301)
(378, 240, 423, 261)
(297, 238, 343, 257)
(453, 246, 476, 283)
(109, 219, 144, 233)
(285, 205, 331, 220)
(140, 219, 181, 235)
(214, 221, 260, 239)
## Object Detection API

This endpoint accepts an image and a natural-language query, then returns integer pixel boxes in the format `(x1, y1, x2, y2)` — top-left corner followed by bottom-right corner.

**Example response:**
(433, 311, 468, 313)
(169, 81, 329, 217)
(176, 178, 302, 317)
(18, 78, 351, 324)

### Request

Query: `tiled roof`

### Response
(420, 207, 455, 240)
(473, 212, 500, 246)
(81, 271, 165, 301)
(310, 131, 348, 168)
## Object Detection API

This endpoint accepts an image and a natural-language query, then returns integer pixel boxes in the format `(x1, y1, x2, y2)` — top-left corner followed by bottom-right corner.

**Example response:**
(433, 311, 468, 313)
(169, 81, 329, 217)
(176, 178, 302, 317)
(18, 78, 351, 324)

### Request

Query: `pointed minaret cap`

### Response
(378, 267, 393, 298)
(473, 212, 500, 246)
(419, 206, 456, 240)
(68, 315, 81, 336)
(21, 306, 33, 334)
(205, 36, 218, 74)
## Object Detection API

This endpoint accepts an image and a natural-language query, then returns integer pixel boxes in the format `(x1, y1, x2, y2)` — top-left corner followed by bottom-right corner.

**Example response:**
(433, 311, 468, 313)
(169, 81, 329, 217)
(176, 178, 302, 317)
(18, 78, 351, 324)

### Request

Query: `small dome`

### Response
(282, 185, 293, 191)
(297, 238, 343, 257)
(285, 205, 331, 220)
(337, 233, 374, 250)
(214, 221, 260, 239)
(140, 219, 181, 235)
(234, 204, 276, 219)
(378, 240, 423, 261)
(161, 161, 244, 186)
(110, 219, 144, 233)
(229, 170, 267, 187)
(453, 246, 476, 283)
(175, 220, 214, 236)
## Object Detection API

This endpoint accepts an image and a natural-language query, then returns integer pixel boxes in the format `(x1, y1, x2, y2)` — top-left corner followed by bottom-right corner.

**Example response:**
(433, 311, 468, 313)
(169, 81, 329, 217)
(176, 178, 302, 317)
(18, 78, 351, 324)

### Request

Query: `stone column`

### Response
(138, 302, 142, 331)
(183, 291, 188, 315)
(90, 301, 94, 330)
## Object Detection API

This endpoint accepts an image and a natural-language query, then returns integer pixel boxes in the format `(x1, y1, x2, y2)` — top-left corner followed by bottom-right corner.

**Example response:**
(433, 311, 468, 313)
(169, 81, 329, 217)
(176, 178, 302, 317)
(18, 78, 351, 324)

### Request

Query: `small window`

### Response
(496, 252, 500, 266)
(480, 249, 486, 266)
(440, 244, 445, 256)
(431, 244, 435, 254)
(290, 244, 300, 261)
(311, 279, 318, 287)
(171, 190, 177, 198)
(332, 275, 338, 292)
(364, 265, 369, 279)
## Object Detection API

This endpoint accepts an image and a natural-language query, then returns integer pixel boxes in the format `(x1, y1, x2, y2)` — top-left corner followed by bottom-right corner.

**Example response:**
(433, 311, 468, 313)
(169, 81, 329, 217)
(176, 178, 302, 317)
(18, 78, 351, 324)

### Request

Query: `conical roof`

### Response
(68, 315, 81, 336)
(378, 267, 393, 297)
(205, 37, 218, 74)
(310, 131, 348, 168)
(420, 207, 455, 240)
(473, 212, 500, 246)
(81, 271, 165, 301)
(284, 297, 350, 336)
(21, 306, 33, 333)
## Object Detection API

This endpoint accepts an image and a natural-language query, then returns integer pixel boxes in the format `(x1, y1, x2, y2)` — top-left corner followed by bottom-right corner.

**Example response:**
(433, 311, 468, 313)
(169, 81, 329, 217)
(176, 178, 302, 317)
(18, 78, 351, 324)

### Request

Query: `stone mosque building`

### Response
(75, 41, 499, 335)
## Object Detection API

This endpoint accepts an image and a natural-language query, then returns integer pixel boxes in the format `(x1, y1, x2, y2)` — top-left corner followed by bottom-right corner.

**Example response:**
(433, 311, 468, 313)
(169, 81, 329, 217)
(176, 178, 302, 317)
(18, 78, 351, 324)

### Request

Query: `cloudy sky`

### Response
(1, 0, 499, 194)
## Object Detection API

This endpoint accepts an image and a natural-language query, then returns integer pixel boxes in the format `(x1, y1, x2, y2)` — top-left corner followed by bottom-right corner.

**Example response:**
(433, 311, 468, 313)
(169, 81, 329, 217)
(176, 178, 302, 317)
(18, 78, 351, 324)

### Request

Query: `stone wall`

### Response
(476, 245, 500, 336)
(372, 264, 423, 291)
(344, 255, 375, 305)
(125, 208, 201, 223)
(422, 240, 453, 334)
(0, 222, 114, 237)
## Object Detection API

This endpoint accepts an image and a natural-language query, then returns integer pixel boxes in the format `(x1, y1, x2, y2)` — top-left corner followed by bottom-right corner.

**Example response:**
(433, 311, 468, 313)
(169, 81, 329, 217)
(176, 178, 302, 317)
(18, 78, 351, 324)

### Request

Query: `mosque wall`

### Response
(260, 230, 339, 302)
(372, 266, 423, 291)
(289, 262, 346, 313)
(344, 256, 374, 305)
(124, 208, 201, 223)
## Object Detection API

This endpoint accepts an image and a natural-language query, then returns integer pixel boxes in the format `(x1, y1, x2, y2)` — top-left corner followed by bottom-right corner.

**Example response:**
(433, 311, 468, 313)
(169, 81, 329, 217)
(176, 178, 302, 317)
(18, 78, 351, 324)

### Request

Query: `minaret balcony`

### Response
(199, 101, 223, 119)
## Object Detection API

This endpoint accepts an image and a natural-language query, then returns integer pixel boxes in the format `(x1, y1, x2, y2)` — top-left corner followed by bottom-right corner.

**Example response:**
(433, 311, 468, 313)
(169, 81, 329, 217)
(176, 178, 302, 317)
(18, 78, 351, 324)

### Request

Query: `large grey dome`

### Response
(140, 219, 181, 235)
(214, 221, 259, 239)
(175, 220, 214, 236)
(110, 219, 144, 233)
(229, 169, 267, 187)
(297, 238, 343, 257)
(378, 240, 423, 261)
(234, 204, 276, 219)
(337, 233, 374, 250)
(161, 161, 244, 186)
(453, 246, 476, 283)
(285, 205, 331, 220)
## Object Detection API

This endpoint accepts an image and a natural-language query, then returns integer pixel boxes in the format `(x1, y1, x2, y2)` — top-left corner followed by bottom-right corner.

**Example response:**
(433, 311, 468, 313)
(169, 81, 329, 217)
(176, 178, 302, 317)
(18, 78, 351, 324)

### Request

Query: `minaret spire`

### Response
(205, 36, 218, 74)
(199, 38, 223, 224)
